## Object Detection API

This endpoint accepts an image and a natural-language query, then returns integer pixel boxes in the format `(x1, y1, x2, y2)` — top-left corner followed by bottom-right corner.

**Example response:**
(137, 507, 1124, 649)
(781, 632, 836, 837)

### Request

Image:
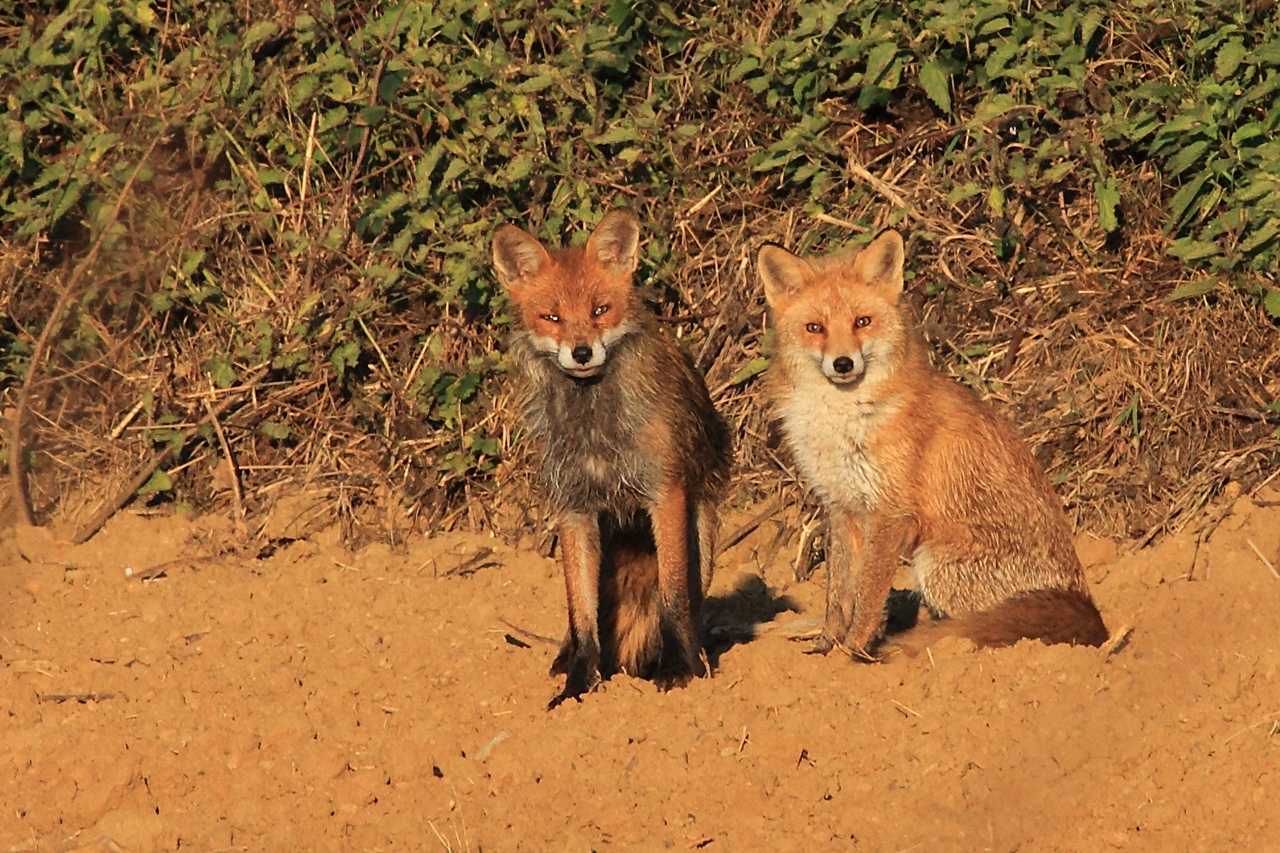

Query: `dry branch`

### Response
(8, 135, 165, 525)
(71, 365, 270, 545)
(37, 693, 116, 704)
(717, 497, 782, 555)
(205, 397, 247, 539)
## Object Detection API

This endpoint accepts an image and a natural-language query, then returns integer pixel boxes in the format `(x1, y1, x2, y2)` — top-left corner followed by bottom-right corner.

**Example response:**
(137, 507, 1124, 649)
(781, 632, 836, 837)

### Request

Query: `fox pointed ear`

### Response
(757, 244, 812, 311)
(586, 209, 640, 274)
(851, 230, 905, 300)
(492, 224, 550, 298)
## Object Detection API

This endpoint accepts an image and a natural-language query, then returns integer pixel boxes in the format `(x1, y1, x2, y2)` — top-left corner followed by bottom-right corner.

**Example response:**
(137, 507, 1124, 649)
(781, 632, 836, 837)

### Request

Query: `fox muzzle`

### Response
(821, 351, 865, 385)
(556, 340, 607, 377)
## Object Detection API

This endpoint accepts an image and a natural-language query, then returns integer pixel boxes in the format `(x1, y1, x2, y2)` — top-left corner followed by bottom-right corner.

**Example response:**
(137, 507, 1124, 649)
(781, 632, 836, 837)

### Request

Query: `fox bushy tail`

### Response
(893, 588, 1109, 654)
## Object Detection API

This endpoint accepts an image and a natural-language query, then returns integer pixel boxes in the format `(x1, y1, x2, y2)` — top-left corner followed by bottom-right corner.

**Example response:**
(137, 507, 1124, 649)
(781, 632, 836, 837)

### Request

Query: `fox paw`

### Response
(547, 676, 600, 710)
(848, 643, 882, 664)
(547, 687, 586, 710)
(652, 654, 707, 692)
(547, 657, 600, 710)
(653, 671, 695, 692)
(806, 633, 837, 655)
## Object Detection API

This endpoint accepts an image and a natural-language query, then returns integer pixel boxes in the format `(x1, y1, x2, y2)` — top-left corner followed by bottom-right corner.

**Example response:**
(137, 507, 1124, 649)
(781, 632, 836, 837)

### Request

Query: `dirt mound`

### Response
(2, 487, 1279, 851)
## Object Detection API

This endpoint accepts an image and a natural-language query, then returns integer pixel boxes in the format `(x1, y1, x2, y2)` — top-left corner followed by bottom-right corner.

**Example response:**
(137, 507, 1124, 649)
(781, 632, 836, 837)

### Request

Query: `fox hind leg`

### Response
(651, 484, 706, 687)
(695, 496, 717, 600)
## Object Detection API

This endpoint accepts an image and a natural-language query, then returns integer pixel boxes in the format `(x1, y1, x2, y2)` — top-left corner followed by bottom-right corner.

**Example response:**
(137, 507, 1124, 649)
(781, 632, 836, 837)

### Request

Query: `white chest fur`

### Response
(776, 376, 897, 513)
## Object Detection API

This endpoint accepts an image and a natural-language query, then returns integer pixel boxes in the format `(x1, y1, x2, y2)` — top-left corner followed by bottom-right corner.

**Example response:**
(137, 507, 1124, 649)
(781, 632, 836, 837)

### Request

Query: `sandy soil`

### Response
(2, 484, 1279, 852)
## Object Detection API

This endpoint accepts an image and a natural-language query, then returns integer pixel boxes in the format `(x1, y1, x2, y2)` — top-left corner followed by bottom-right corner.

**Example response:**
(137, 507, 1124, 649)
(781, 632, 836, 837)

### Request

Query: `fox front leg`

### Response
(843, 515, 917, 660)
(811, 511, 863, 655)
(651, 482, 706, 687)
(548, 512, 603, 709)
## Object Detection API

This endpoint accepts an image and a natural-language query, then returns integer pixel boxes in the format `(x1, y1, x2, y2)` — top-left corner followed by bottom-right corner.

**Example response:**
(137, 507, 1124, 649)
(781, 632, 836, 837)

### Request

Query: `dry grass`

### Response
(2, 2, 1277, 551)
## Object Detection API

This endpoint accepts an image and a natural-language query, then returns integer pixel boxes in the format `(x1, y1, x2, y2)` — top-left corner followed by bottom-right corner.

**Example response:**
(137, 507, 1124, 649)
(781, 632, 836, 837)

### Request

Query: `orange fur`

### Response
(760, 231, 1107, 658)
(888, 589, 1109, 656)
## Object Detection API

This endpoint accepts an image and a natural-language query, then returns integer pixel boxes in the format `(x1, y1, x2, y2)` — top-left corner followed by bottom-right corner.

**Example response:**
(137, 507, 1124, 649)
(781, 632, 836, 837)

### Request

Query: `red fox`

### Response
(758, 230, 1107, 658)
(492, 209, 732, 708)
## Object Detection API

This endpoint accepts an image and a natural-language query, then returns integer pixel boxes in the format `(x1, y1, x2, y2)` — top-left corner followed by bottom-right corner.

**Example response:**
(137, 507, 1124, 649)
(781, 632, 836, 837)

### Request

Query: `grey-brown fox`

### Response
(493, 210, 732, 707)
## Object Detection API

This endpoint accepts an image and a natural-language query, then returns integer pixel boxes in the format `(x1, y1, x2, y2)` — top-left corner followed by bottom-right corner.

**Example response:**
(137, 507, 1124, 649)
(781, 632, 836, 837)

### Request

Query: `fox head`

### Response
(492, 210, 641, 380)
(758, 230, 907, 388)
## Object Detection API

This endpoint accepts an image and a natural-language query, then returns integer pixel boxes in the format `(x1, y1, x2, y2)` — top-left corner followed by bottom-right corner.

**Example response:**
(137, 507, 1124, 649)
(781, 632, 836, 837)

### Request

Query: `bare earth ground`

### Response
(2, 486, 1279, 853)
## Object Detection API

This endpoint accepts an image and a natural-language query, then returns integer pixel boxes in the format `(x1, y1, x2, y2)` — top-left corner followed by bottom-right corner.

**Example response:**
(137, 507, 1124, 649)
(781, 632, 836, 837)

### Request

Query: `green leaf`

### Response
(137, 469, 173, 496)
(1166, 238, 1221, 262)
(330, 341, 361, 378)
(1236, 177, 1279, 202)
(1095, 178, 1120, 233)
(377, 70, 408, 103)
(1168, 174, 1210, 226)
(504, 155, 533, 182)
(988, 184, 1005, 218)
(243, 21, 277, 51)
(357, 106, 387, 127)
(863, 42, 899, 85)
(262, 422, 291, 440)
(591, 126, 640, 145)
(1214, 39, 1247, 80)
(919, 59, 951, 113)
(515, 74, 555, 93)
(1264, 289, 1280, 320)
(729, 356, 770, 386)
(468, 435, 500, 456)
(970, 93, 1018, 126)
(729, 57, 759, 81)
(1238, 218, 1280, 255)
(1041, 161, 1075, 184)
(206, 357, 236, 389)
(1165, 140, 1209, 178)
(1166, 279, 1219, 301)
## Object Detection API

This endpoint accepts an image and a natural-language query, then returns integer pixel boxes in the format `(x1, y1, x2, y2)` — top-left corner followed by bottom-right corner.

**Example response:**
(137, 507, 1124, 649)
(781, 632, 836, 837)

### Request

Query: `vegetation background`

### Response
(1, 0, 1277, 552)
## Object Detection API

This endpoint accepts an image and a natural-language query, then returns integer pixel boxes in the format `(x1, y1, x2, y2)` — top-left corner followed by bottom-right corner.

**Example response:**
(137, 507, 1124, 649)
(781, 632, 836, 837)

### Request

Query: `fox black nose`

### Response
(571, 345, 593, 365)
(832, 356, 854, 374)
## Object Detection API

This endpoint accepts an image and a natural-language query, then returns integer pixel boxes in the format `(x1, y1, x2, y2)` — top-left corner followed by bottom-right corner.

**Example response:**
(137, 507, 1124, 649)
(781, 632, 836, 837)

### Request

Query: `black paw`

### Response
(653, 670, 695, 692)
(547, 687, 586, 711)
(547, 653, 599, 710)
(650, 643, 708, 692)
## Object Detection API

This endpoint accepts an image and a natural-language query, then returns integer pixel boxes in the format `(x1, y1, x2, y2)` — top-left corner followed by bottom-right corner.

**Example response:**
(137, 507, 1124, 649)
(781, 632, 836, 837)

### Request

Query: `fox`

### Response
(492, 209, 732, 709)
(758, 229, 1108, 659)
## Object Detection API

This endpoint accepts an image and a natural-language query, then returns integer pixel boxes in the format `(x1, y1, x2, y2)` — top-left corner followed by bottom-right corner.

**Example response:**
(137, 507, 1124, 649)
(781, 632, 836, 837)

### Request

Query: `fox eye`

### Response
(805, 322, 824, 334)
(855, 316, 872, 329)
(541, 314, 560, 323)
(593, 305, 610, 317)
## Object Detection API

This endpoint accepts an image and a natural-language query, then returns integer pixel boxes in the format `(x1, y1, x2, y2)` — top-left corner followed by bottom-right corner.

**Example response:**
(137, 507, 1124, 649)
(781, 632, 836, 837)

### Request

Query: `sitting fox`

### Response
(492, 209, 732, 708)
(759, 230, 1107, 658)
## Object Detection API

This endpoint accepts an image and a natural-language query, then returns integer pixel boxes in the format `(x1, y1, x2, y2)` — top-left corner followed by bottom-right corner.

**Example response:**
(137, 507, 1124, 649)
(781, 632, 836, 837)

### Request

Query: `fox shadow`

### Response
(702, 578, 926, 666)
(701, 574, 801, 667)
